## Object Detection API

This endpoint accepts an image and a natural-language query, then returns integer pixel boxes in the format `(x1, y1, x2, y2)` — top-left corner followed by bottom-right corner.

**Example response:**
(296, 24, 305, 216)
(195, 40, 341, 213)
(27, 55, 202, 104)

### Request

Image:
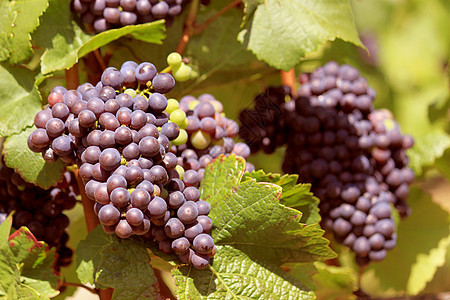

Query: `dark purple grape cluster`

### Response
(71, 0, 189, 33)
(0, 164, 76, 267)
(28, 60, 216, 269)
(238, 86, 291, 154)
(239, 62, 415, 265)
(168, 93, 254, 181)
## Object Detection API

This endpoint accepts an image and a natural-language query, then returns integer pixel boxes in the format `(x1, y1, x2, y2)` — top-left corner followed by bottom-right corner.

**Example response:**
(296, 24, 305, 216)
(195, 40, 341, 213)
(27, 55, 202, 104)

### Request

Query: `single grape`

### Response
(177, 201, 198, 224)
(130, 189, 151, 210)
(98, 204, 121, 226)
(191, 252, 210, 269)
(110, 187, 131, 208)
(172, 237, 190, 255)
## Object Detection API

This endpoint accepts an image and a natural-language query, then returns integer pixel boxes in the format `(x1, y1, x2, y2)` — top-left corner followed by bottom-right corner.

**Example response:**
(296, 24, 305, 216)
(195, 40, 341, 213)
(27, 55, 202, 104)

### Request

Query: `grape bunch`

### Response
(239, 62, 415, 265)
(71, 0, 189, 33)
(0, 163, 76, 267)
(238, 86, 291, 154)
(166, 93, 254, 181)
(28, 60, 216, 269)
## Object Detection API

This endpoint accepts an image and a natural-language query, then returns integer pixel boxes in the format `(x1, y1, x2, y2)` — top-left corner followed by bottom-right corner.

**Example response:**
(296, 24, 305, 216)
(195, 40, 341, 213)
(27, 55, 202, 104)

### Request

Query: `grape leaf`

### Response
(0, 64, 42, 137)
(0, 215, 60, 299)
(238, 0, 365, 71)
(408, 131, 450, 175)
(172, 245, 315, 299)
(360, 187, 450, 295)
(407, 234, 450, 295)
(2, 127, 66, 189)
(7, 0, 48, 64)
(172, 155, 335, 298)
(242, 170, 321, 224)
(76, 226, 158, 299)
(0, 0, 16, 61)
(32, 0, 166, 75)
(311, 262, 358, 300)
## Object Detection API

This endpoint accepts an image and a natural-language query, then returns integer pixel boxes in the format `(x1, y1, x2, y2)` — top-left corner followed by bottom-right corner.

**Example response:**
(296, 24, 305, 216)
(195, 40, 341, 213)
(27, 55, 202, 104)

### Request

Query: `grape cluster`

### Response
(239, 62, 415, 264)
(0, 164, 76, 267)
(29, 60, 215, 269)
(71, 0, 190, 33)
(238, 86, 291, 154)
(166, 93, 254, 181)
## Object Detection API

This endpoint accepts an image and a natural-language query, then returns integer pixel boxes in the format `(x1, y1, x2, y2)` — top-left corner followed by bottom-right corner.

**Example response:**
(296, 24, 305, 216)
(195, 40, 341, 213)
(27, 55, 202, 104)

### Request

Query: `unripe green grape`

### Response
(190, 130, 211, 150)
(179, 117, 189, 130)
(167, 52, 182, 66)
(172, 129, 188, 146)
(172, 63, 191, 82)
(124, 88, 137, 98)
(169, 109, 186, 126)
(175, 165, 185, 178)
(166, 98, 179, 113)
(188, 100, 199, 110)
(190, 70, 199, 79)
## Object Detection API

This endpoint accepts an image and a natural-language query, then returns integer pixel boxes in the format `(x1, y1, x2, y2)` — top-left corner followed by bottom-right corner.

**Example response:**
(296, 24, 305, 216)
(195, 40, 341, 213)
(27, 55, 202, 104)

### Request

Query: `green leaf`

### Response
(311, 262, 358, 300)
(408, 131, 450, 175)
(0, 0, 16, 61)
(238, 0, 364, 70)
(76, 227, 158, 299)
(0, 64, 42, 136)
(0, 222, 59, 299)
(361, 187, 450, 295)
(173, 245, 315, 300)
(8, 0, 49, 63)
(2, 127, 66, 189)
(32, 0, 165, 74)
(172, 155, 335, 298)
(242, 170, 321, 224)
(407, 234, 450, 295)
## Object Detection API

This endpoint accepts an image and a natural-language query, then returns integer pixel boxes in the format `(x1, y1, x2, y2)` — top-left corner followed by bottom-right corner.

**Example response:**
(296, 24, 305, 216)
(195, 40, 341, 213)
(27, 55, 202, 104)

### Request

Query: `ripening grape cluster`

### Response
(167, 93, 254, 180)
(239, 62, 415, 265)
(0, 163, 76, 268)
(28, 60, 216, 269)
(71, 0, 189, 33)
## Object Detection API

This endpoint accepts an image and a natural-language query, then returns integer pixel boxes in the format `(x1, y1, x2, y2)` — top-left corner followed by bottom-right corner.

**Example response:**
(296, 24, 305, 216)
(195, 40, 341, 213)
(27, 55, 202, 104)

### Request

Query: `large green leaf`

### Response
(0, 0, 16, 61)
(0, 64, 41, 136)
(238, 0, 364, 70)
(242, 170, 321, 224)
(0, 216, 60, 299)
(76, 226, 158, 299)
(32, 0, 166, 75)
(8, 0, 48, 63)
(408, 131, 450, 175)
(172, 155, 335, 299)
(172, 245, 315, 300)
(3, 127, 66, 189)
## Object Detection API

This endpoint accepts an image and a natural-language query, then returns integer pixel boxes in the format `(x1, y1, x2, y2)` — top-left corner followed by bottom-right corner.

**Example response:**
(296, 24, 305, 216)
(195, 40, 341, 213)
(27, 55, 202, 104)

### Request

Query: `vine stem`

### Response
(194, 0, 242, 35)
(175, 0, 200, 54)
(62, 282, 97, 294)
(74, 170, 113, 299)
(93, 49, 107, 70)
(65, 64, 79, 90)
(281, 69, 297, 97)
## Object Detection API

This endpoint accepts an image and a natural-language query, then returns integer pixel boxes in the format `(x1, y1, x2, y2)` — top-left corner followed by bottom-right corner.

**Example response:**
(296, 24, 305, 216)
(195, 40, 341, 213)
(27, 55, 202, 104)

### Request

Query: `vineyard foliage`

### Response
(0, 0, 449, 299)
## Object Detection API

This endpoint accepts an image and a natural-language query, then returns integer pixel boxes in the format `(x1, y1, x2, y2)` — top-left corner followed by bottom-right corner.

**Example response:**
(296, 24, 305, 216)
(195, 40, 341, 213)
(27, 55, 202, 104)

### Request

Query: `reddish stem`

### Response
(65, 64, 79, 90)
(281, 69, 297, 97)
(74, 170, 114, 299)
(175, 0, 199, 54)
(194, 0, 242, 35)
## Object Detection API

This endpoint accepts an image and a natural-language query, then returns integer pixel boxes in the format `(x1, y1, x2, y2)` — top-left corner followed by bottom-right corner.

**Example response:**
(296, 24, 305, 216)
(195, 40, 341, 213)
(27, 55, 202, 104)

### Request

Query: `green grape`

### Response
(188, 100, 199, 110)
(173, 63, 191, 82)
(166, 98, 179, 113)
(172, 129, 188, 146)
(190, 130, 211, 150)
(167, 52, 182, 66)
(190, 70, 199, 79)
(169, 109, 186, 126)
(124, 88, 137, 98)
(175, 165, 185, 179)
(179, 117, 189, 130)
